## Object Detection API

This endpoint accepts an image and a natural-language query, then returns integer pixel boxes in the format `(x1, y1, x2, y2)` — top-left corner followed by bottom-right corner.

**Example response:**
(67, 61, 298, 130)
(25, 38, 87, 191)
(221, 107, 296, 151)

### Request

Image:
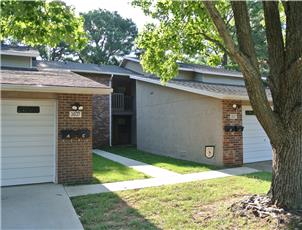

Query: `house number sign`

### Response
(69, 111, 82, 118)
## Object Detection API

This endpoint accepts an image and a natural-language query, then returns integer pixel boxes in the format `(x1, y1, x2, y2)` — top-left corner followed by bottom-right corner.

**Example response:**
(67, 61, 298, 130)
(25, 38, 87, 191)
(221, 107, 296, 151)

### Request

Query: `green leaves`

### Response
(1, 1, 87, 50)
(79, 9, 138, 65)
(133, 0, 271, 82)
(134, 0, 234, 82)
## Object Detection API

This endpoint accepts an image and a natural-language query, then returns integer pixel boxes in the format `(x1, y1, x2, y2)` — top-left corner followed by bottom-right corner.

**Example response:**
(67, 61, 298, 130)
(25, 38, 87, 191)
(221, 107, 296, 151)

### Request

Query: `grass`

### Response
(71, 172, 288, 230)
(92, 154, 149, 183)
(102, 146, 221, 174)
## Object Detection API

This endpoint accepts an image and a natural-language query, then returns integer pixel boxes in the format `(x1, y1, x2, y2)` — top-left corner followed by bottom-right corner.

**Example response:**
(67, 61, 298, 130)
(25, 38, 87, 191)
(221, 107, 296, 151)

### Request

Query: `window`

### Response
(17, 106, 40, 113)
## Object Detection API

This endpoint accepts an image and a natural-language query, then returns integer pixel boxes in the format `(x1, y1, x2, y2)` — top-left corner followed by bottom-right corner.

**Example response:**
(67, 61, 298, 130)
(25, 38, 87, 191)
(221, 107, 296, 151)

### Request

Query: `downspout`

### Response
(109, 74, 113, 146)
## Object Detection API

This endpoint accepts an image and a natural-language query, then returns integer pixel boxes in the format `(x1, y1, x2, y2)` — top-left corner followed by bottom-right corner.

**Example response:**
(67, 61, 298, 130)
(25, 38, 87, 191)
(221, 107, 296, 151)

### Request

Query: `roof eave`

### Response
(39, 68, 131, 77)
(130, 75, 272, 101)
(1, 84, 113, 95)
(1, 51, 39, 57)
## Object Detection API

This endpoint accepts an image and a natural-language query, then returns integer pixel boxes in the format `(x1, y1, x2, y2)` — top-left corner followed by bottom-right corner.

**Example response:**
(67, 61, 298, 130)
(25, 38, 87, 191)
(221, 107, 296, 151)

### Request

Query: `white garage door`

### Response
(242, 105, 272, 163)
(1, 100, 56, 186)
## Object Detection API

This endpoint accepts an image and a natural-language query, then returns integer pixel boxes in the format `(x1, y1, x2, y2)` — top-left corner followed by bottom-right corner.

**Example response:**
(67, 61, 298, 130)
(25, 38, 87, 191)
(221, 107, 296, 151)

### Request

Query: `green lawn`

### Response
(71, 172, 290, 230)
(102, 146, 221, 174)
(92, 154, 149, 183)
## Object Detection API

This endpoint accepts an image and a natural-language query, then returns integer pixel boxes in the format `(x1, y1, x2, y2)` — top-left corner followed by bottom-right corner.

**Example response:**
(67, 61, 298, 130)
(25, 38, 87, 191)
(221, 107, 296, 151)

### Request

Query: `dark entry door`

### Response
(112, 116, 131, 145)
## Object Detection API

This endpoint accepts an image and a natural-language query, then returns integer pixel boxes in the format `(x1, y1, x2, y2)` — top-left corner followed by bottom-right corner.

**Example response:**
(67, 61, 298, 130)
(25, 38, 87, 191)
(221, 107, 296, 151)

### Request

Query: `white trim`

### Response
(109, 75, 113, 146)
(121, 57, 243, 78)
(1, 50, 39, 57)
(40, 68, 132, 77)
(1, 84, 113, 95)
(130, 75, 259, 100)
(53, 100, 57, 183)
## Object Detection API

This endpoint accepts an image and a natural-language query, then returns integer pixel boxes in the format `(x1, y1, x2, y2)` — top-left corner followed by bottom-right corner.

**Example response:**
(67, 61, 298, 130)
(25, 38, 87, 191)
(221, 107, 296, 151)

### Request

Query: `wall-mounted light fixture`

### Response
(71, 103, 84, 111)
(232, 104, 241, 110)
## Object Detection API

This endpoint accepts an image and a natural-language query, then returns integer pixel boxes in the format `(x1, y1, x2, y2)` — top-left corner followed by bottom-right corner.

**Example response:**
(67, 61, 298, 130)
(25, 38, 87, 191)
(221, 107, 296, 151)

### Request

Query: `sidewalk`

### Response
(93, 149, 180, 178)
(65, 166, 259, 197)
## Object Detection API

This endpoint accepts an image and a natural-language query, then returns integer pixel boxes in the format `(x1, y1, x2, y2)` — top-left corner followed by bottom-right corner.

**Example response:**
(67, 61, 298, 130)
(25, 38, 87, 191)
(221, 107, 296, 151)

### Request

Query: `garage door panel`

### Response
(2, 159, 54, 170)
(2, 119, 55, 127)
(2, 135, 53, 143)
(2, 167, 54, 179)
(2, 140, 53, 148)
(1, 99, 56, 186)
(1, 176, 54, 187)
(243, 106, 272, 163)
(2, 155, 53, 166)
(2, 126, 55, 135)
(2, 147, 54, 157)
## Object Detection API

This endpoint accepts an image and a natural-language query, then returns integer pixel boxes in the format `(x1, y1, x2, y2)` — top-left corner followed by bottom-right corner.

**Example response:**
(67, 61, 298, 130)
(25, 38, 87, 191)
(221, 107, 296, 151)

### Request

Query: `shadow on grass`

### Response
(71, 192, 160, 230)
(102, 146, 221, 172)
(240, 172, 272, 182)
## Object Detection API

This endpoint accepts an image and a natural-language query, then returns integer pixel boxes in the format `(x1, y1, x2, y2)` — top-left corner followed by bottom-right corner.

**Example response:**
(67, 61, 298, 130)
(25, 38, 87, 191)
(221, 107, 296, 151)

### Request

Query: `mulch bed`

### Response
(230, 194, 302, 229)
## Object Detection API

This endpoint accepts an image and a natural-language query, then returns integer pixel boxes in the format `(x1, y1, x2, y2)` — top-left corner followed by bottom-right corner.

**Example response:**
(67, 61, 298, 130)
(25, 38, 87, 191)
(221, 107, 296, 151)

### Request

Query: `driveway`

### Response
(1, 183, 83, 230)
(245, 160, 272, 172)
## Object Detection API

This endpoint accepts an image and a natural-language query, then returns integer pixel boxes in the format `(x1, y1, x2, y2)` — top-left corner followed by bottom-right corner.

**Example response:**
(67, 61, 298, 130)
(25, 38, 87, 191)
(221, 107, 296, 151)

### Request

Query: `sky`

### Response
(63, 0, 153, 31)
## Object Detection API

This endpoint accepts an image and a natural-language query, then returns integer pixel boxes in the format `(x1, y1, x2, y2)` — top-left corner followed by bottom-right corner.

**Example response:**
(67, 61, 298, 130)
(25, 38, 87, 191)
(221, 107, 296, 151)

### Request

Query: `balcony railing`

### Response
(112, 93, 133, 113)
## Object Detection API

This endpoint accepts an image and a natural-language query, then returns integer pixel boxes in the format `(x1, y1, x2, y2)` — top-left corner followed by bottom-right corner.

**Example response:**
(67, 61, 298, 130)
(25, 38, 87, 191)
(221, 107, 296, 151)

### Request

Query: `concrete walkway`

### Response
(65, 166, 259, 197)
(94, 149, 180, 178)
(2, 184, 83, 230)
(245, 160, 272, 172)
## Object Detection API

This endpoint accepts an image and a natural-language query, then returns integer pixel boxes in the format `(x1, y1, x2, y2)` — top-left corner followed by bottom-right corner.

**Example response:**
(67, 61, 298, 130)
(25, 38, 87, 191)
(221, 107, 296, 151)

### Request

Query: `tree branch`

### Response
(203, 1, 282, 144)
(262, 1, 285, 99)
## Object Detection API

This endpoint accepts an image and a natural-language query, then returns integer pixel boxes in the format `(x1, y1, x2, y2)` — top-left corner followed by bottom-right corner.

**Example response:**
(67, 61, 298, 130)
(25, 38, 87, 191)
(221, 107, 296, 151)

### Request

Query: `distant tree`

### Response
(1, 1, 87, 50)
(39, 9, 138, 64)
(37, 42, 84, 62)
(80, 9, 138, 65)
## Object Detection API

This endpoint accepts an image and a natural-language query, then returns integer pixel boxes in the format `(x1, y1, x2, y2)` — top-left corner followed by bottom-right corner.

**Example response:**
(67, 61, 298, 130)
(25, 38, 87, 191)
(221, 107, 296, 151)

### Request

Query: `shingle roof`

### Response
(1, 44, 39, 57)
(36, 60, 136, 76)
(177, 62, 242, 78)
(130, 75, 271, 100)
(122, 56, 243, 78)
(1, 69, 111, 94)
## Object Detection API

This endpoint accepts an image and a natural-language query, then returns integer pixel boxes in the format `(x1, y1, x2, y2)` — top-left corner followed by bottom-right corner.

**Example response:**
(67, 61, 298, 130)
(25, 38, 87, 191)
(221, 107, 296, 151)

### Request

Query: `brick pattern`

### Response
(222, 100, 243, 166)
(57, 94, 93, 184)
(77, 73, 110, 148)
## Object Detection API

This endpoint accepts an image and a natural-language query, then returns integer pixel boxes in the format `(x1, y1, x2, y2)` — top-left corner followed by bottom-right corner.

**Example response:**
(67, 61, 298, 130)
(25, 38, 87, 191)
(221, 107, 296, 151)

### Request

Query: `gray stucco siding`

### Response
(2, 55, 31, 68)
(136, 80, 224, 165)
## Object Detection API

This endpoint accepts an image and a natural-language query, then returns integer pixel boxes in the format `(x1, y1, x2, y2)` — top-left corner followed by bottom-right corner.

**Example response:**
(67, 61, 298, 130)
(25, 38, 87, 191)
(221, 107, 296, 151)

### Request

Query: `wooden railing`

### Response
(112, 93, 133, 112)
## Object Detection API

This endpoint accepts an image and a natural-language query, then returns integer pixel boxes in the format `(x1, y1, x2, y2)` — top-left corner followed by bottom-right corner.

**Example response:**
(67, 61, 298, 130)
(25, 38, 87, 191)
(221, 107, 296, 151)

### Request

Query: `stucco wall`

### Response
(136, 81, 224, 165)
(1, 55, 32, 68)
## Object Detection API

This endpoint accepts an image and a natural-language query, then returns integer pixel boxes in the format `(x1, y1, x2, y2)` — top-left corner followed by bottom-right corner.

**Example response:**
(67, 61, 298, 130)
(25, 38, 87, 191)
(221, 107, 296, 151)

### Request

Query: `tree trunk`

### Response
(270, 125, 302, 210)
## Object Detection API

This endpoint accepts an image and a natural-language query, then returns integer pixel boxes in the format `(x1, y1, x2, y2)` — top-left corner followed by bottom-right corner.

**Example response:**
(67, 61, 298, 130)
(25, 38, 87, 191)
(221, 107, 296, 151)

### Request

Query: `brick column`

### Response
(84, 75, 110, 148)
(57, 94, 93, 184)
(222, 100, 243, 166)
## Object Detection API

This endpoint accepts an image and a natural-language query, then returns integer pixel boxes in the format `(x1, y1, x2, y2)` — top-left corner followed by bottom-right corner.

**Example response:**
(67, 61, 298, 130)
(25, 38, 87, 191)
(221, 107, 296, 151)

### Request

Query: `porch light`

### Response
(71, 103, 83, 111)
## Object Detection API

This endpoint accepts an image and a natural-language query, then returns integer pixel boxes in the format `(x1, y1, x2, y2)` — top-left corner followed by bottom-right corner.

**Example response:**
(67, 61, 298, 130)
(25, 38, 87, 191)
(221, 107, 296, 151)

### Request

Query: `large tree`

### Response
(80, 9, 138, 65)
(38, 9, 138, 64)
(133, 0, 302, 210)
(1, 1, 87, 50)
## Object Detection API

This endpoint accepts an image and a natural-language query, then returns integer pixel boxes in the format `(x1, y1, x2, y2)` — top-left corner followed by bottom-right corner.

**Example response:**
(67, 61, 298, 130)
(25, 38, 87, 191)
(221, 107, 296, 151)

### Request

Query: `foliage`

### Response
(134, 0, 302, 210)
(132, 0, 275, 79)
(79, 9, 138, 65)
(38, 9, 138, 64)
(1, 1, 87, 50)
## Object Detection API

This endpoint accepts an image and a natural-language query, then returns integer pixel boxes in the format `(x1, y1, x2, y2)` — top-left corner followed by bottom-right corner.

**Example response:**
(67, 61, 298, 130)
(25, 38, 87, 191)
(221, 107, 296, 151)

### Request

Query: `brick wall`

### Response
(57, 94, 93, 184)
(222, 100, 243, 166)
(76, 73, 110, 148)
